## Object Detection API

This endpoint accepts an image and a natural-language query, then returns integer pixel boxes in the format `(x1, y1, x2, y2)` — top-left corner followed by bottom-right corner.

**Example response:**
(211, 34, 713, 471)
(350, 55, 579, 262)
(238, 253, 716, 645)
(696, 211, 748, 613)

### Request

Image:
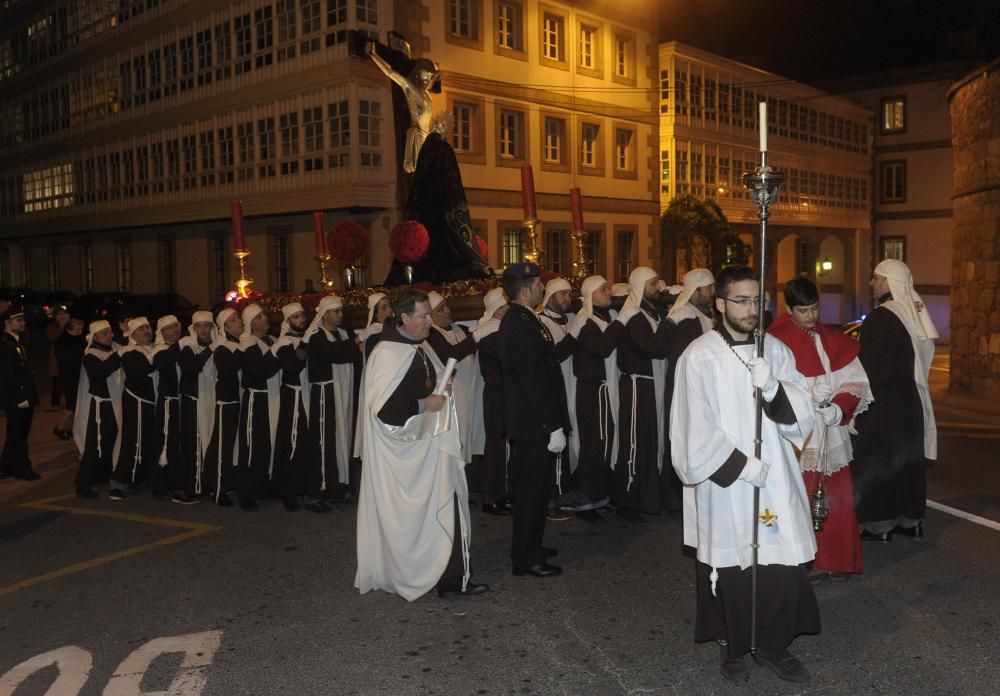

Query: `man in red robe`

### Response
(768, 277, 872, 582)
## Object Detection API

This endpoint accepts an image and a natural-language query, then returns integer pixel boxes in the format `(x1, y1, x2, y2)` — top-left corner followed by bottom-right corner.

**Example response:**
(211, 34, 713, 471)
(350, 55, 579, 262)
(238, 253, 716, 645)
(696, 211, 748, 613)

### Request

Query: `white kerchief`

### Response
(304, 295, 344, 342)
(668, 268, 714, 322)
(874, 259, 939, 340)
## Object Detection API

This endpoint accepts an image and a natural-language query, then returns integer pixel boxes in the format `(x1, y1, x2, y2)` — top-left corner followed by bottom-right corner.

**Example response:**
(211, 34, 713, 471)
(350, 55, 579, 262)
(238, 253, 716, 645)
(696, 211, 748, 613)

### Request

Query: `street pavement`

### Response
(1, 349, 998, 695)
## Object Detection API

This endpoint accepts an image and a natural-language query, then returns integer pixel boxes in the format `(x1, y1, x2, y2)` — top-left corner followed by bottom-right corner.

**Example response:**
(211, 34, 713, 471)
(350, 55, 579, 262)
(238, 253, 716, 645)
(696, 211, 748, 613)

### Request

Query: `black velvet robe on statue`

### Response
(384, 132, 490, 285)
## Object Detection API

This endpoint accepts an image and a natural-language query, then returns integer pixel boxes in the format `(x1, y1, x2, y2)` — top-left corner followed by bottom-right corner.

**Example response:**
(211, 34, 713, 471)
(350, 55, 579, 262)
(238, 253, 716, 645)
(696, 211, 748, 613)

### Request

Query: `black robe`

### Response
(76, 345, 120, 489)
(55, 332, 86, 407)
(573, 313, 624, 503)
(203, 337, 242, 500)
(663, 312, 709, 510)
(237, 337, 279, 504)
(852, 300, 928, 522)
(178, 339, 213, 495)
(273, 334, 309, 498)
(615, 306, 671, 514)
(0, 331, 38, 478)
(150, 343, 184, 494)
(306, 327, 360, 499)
(113, 347, 156, 486)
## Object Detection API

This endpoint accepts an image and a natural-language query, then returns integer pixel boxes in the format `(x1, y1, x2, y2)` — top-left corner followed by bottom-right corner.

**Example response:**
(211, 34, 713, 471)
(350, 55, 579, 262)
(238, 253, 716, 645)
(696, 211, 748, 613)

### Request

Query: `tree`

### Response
(660, 193, 747, 279)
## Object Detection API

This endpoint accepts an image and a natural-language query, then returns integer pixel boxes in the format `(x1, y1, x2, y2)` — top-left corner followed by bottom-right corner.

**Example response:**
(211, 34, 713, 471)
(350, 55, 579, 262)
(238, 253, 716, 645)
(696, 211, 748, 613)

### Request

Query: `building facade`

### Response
(658, 42, 874, 325)
(837, 62, 976, 343)
(0, 0, 660, 308)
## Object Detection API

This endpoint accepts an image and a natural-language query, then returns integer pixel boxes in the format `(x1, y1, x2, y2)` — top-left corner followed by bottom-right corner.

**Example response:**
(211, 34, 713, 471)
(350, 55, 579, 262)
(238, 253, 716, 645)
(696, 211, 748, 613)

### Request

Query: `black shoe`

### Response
(616, 507, 645, 523)
(860, 528, 892, 542)
(828, 572, 851, 581)
(171, 493, 200, 505)
(543, 546, 558, 558)
(512, 563, 563, 578)
(575, 509, 604, 523)
(76, 487, 98, 499)
(481, 501, 512, 516)
(720, 643, 749, 683)
(109, 489, 125, 501)
(437, 582, 490, 598)
(305, 501, 331, 514)
(216, 494, 234, 507)
(14, 471, 42, 481)
(753, 649, 810, 683)
(240, 500, 259, 512)
(892, 522, 924, 538)
(283, 497, 301, 512)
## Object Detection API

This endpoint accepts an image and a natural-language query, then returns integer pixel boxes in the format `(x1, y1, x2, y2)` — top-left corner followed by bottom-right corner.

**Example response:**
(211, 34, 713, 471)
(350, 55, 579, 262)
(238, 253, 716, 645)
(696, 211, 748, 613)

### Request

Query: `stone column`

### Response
(948, 61, 1000, 398)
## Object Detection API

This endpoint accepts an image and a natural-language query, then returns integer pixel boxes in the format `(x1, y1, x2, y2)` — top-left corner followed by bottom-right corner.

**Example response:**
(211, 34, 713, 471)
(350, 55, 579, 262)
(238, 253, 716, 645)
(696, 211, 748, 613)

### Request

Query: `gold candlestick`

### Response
(315, 253, 335, 291)
(233, 248, 254, 298)
(571, 228, 589, 280)
(522, 218, 542, 266)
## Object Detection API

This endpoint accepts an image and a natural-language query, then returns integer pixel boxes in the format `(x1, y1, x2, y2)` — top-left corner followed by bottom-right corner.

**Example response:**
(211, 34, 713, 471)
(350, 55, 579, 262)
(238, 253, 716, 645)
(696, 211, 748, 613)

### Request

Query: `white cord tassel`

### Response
(125, 389, 154, 481)
(710, 567, 719, 597)
(627, 375, 638, 492)
(289, 386, 302, 458)
(158, 398, 177, 468)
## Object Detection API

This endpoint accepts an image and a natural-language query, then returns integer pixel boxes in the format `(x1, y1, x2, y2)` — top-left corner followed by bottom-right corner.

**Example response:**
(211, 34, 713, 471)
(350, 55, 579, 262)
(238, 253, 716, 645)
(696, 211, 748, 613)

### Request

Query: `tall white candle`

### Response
(759, 101, 767, 152)
(757, 101, 767, 152)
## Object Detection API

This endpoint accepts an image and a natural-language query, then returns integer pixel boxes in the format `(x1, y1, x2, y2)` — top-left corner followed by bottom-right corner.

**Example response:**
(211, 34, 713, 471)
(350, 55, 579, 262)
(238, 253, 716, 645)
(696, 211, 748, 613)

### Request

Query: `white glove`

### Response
(817, 403, 842, 426)
(748, 357, 779, 398)
(17, 400, 30, 409)
(739, 455, 769, 488)
(616, 306, 638, 325)
(547, 428, 567, 454)
(472, 319, 499, 342)
(811, 383, 834, 405)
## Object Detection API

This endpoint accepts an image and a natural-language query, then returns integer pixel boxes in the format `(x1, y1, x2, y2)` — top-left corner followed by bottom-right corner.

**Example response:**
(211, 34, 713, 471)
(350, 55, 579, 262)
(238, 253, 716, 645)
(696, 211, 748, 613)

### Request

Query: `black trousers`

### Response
(1, 406, 34, 477)
(510, 438, 555, 568)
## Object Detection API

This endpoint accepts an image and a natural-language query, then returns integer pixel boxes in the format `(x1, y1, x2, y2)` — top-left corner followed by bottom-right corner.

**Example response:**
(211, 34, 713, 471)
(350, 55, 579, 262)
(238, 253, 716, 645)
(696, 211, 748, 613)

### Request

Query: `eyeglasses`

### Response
(720, 296, 761, 307)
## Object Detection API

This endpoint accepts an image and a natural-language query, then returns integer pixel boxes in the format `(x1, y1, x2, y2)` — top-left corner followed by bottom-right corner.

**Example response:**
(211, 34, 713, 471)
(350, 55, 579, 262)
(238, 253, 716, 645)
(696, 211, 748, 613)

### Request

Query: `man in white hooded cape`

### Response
(177, 311, 216, 499)
(356, 288, 487, 601)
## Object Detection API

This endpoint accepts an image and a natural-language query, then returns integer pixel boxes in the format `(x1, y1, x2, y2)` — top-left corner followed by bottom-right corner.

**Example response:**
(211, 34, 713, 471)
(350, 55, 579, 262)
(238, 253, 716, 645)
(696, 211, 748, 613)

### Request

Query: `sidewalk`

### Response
(929, 347, 1000, 430)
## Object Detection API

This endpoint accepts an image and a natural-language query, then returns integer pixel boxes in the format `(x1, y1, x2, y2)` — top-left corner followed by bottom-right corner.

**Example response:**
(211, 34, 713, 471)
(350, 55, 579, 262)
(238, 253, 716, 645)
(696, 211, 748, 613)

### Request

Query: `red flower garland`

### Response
(327, 220, 369, 264)
(389, 220, 430, 264)
(475, 235, 488, 258)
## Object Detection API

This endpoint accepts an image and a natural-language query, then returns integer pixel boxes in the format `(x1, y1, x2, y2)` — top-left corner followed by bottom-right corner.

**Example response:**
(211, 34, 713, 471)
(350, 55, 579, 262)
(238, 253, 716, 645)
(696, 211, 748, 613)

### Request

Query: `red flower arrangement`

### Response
(327, 220, 369, 264)
(541, 271, 561, 287)
(475, 235, 488, 259)
(389, 220, 430, 264)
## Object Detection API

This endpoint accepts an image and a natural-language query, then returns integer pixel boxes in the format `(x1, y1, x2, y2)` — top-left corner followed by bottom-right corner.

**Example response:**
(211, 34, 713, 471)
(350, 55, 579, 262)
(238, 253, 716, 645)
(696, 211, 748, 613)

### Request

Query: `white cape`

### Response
(355, 338, 469, 602)
(882, 300, 937, 460)
(178, 336, 217, 493)
(428, 322, 484, 463)
(72, 346, 124, 462)
(670, 332, 817, 570)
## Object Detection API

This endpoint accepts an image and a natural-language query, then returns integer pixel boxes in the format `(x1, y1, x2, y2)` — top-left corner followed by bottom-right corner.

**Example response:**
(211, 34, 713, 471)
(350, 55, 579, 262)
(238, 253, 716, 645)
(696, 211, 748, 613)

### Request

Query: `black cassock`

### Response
(573, 313, 625, 504)
(306, 327, 360, 499)
(477, 331, 507, 505)
(178, 338, 213, 496)
(149, 343, 184, 495)
(203, 337, 242, 501)
(615, 306, 671, 515)
(662, 315, 706, 510)
(113, 347, 156, 486)
(76, 346, 120, 489)
(237, 336, 279, 505)
(852, 303, 927, 522)
(272, 333, 309, 498)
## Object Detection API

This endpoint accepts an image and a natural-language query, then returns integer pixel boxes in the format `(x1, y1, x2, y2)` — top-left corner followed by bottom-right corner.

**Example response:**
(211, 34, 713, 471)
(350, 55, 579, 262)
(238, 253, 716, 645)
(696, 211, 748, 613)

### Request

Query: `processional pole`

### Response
(741, 101, 784, 656)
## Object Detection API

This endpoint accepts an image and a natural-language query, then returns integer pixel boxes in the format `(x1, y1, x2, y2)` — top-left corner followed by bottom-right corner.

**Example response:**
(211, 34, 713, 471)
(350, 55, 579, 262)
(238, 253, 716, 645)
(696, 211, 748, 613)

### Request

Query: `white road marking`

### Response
(927, 499, 1000, 532)
(103, 630, 223, 696)
(0, 646, 92, 696)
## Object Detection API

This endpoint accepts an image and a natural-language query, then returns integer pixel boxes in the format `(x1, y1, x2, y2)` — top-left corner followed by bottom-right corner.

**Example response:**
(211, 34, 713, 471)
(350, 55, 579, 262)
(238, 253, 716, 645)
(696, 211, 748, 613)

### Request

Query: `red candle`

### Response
(230, 199, 246, 250)
(520, 164, 537, 221)
(570, 187, 584, 232)
(312, 211, 326, 256)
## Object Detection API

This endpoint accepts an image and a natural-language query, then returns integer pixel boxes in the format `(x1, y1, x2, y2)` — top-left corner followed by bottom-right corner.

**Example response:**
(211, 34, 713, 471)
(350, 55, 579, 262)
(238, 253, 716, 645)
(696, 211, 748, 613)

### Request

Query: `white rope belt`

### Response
(91, 394, 112, 459)
(183, 394, 203, 494)
(284, 384, 304, 460)
(313, 379, 335, 492)
(598, 382, 612, 465)
(625, 374, 654, 492)
(123, 388, 154, 479)
(244, 388, 269, 474)
(158, 395, 179, 468)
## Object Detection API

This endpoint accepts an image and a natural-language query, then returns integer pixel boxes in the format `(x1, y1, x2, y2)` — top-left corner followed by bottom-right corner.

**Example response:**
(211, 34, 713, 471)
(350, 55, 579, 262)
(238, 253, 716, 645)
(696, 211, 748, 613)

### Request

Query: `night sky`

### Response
(658, 0, 1000, 82)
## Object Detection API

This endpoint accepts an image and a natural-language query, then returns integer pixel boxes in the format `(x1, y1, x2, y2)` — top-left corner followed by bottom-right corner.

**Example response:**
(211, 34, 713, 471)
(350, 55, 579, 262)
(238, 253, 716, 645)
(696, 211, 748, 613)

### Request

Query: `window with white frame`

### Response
(23, 163, 74, 212)
(453, 102, 474, 152)
(449, 0, 477, 39)
(546, 229, 567, 275)
(303, 105, 324, 172)
(499, 108, 524, 160)
(579, 23, 596, 69)
(880, 96, 905, 134)
(614, 33, 631, 78)
(496, 2, 522, 51)
(542, 13, 563, 62)
(614, 127, 633, 171)
(328, 99, 349, 168)
(279, 110, 300, 175)
(236, 121, 254, 182)
(880, 160, 906, 202)
(502, 227, 521, 266)
(359, 99, 382, 168)
(616, 228, 634, 282)
(581, 122, 599, 167)
(544, 116, 564, 164)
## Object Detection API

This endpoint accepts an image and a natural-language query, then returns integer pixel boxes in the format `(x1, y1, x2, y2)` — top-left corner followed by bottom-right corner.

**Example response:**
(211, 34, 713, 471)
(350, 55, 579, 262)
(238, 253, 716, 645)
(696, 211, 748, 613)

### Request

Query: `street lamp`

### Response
(820, 257, 833, 275)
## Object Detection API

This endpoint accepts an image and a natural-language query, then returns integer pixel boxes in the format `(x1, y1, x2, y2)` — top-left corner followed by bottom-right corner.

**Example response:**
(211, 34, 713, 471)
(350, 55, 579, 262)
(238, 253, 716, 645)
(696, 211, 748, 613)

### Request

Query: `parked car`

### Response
(0, 287, 55, 327)
(70, 293, 150, 328)
(138, 293, 198, 329)
(39, 290, 78, 318)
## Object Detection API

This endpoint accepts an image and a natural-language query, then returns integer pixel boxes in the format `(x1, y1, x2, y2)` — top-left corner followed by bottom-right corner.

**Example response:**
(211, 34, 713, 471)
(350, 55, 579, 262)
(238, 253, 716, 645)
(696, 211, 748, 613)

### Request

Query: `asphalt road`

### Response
(1, 350, 998, 695)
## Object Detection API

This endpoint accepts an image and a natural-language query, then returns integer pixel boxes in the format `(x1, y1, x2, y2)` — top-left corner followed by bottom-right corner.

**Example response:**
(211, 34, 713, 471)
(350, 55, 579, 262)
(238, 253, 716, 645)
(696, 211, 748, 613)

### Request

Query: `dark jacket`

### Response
(497, 303, 569, 441)
(0, 331, 38, 409)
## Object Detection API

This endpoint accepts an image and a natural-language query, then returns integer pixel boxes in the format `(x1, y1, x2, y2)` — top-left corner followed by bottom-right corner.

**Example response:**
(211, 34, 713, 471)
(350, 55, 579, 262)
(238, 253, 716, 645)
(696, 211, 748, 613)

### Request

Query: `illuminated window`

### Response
(614, 127, 634, 172)
(579, 24, 596, 69)
(581, 122, 599, 168)
(502, 227, 521, 267)
(496, 2, 522, 51)
(327, 100, 349, 168)
(542, 13, 564, 62)
(543, 117, 564, 164)
(881, 96, 905, 134)
(880, 236, 906, 262)
(359, 99, 382, 168)
(23, 163, 73, 212)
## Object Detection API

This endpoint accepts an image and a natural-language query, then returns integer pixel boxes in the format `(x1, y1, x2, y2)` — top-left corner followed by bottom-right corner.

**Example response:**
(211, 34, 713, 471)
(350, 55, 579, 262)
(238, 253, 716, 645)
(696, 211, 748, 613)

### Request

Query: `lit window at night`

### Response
(23, 164, 74, 213)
